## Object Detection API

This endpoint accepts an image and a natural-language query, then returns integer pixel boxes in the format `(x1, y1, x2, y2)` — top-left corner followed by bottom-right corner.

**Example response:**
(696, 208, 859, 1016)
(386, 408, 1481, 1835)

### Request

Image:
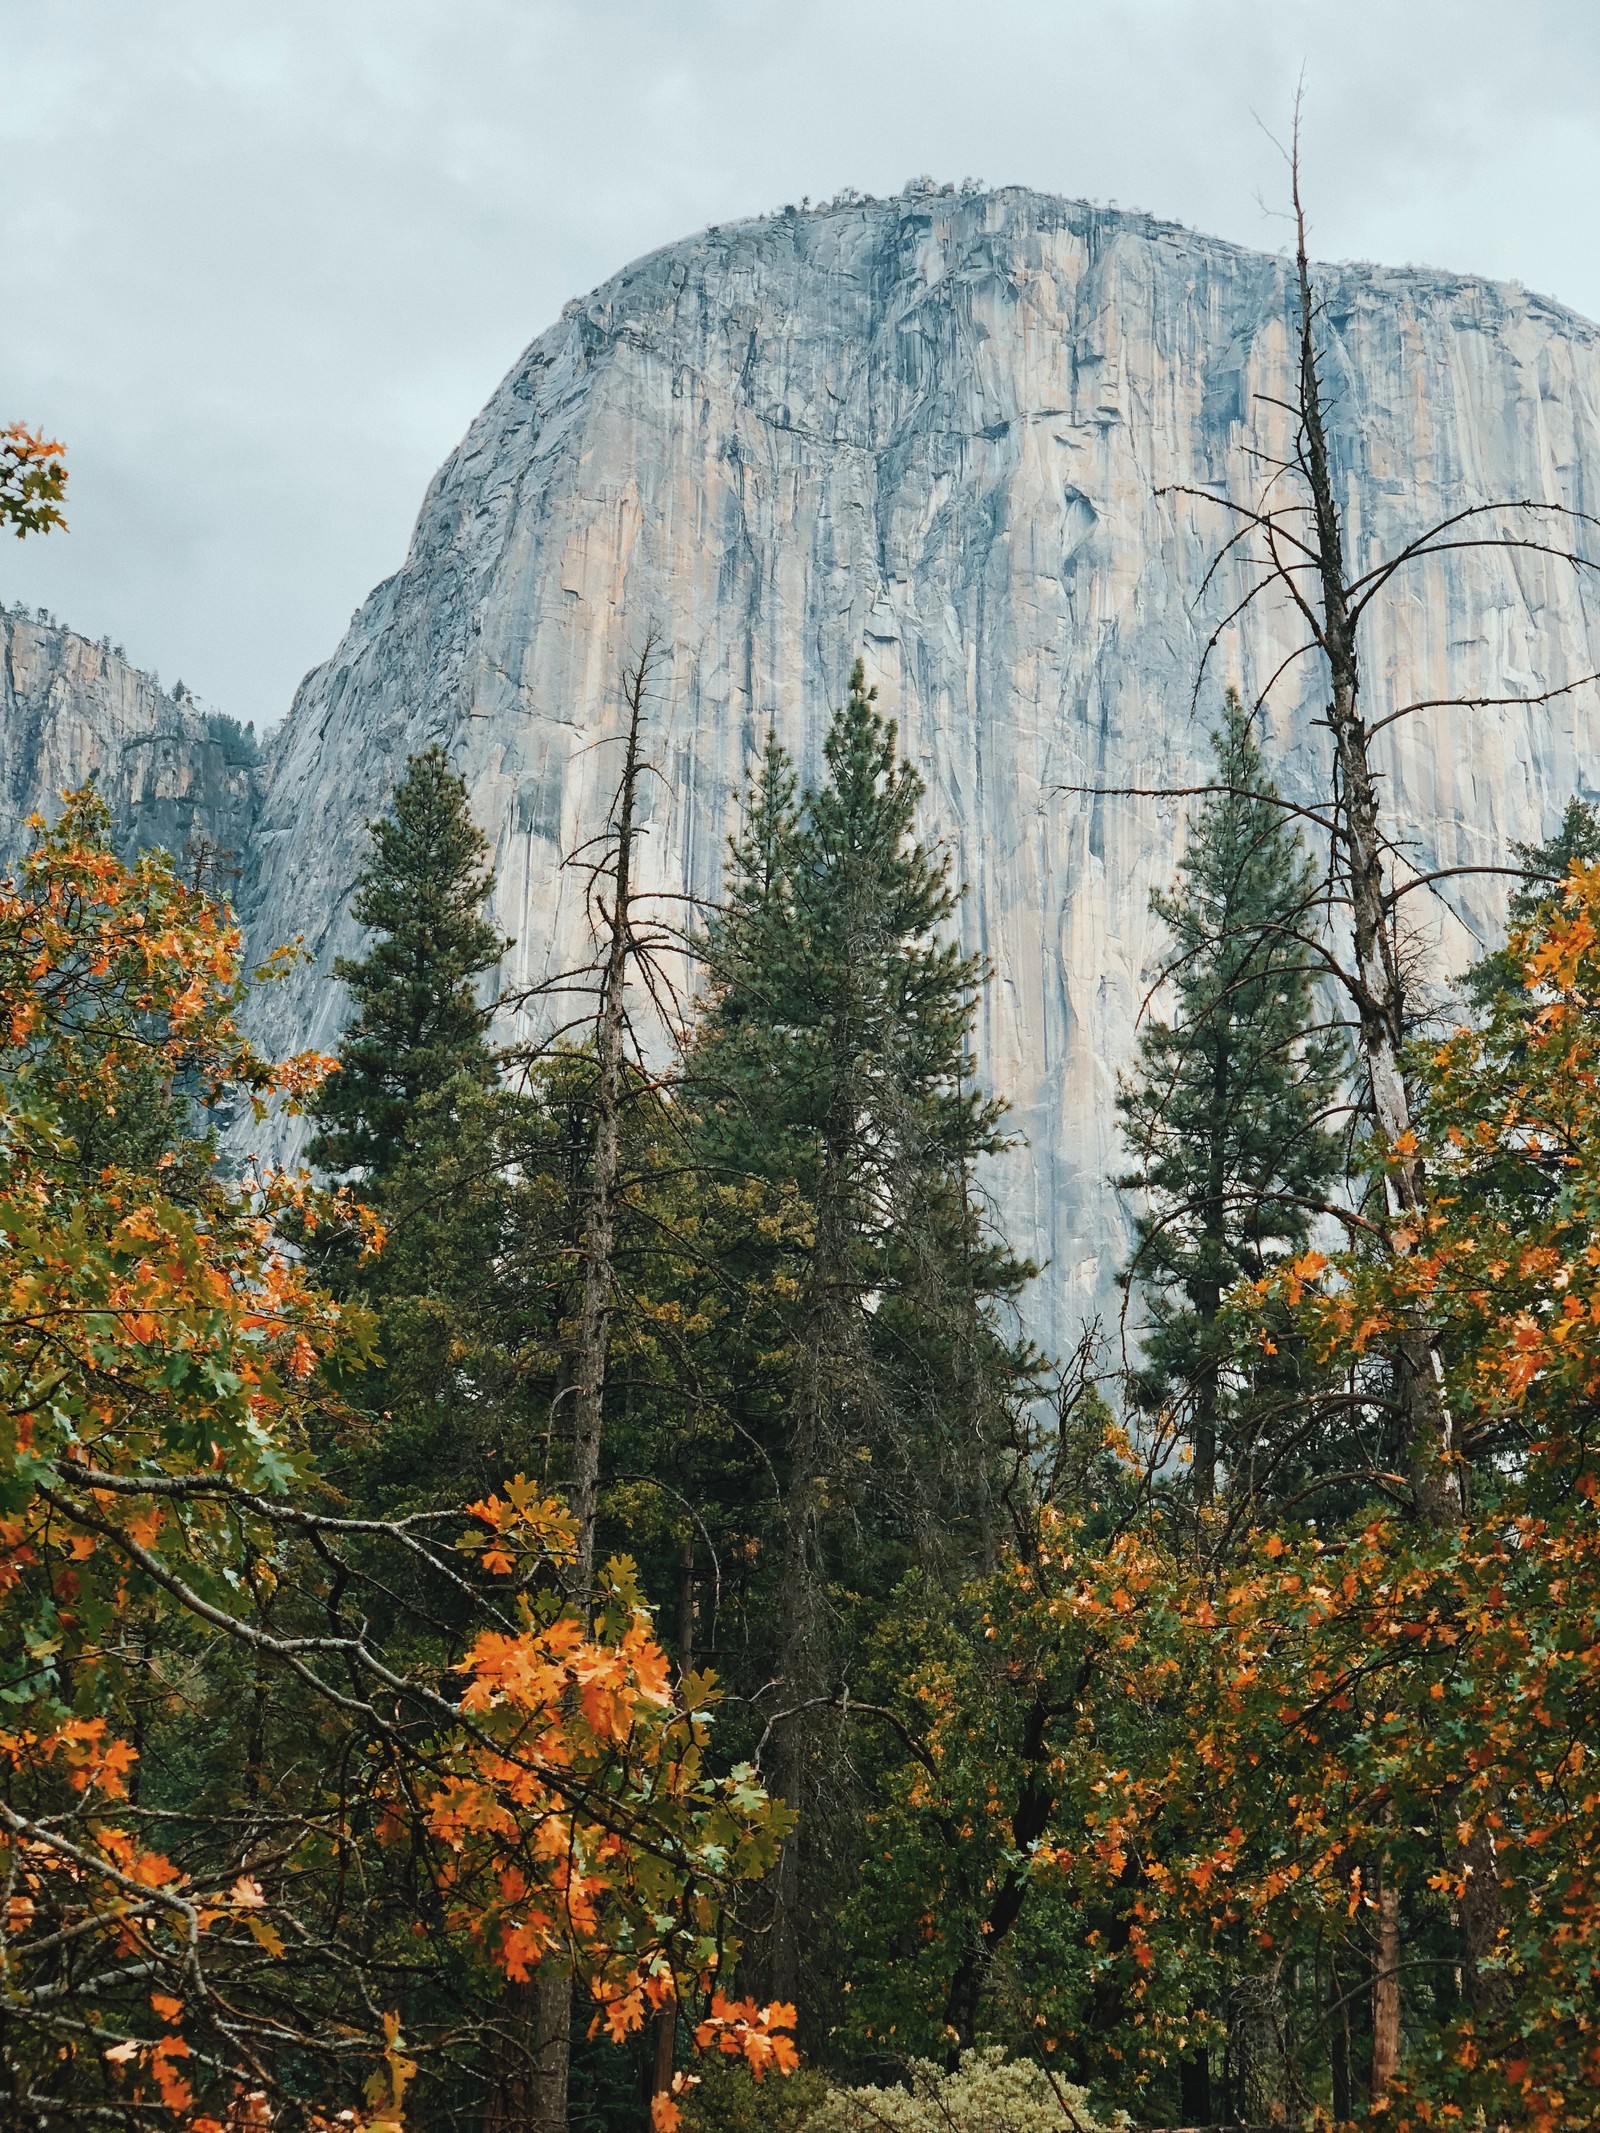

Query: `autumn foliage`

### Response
(11, 757, 1600, 2132)
(0, 797, 792, 2131)
(1, 422, 68, 538)
(820, 870, 1600, 2128)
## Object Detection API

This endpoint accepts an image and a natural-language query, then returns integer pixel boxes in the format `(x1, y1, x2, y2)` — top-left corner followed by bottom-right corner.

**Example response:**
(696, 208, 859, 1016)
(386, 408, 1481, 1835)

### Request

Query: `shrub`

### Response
(801, 2049, 1108, 2133)
(683, 2058, 830, 2133)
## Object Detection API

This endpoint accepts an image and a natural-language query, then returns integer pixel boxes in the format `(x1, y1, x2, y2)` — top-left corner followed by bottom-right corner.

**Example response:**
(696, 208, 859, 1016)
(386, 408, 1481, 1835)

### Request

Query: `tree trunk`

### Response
(768, 1395, 821, 2009)
(768, 1137, 843, 2012)
(531, 1975, 573, 2133)
(1191, 1035, 1230, 1507)
(646, 1537, 696, 2129)
(1370, 1872, 1401, 2101)
(1290, 179, 1462, 1529)
(495, 645, 653, 2133)
(483, 1977, 572, 2133)
(568, 655, 647, 1593)
(648, 2005, 676, 2132)
(1459, 1811, 1511, 2028)
(769, 1079, 874, 2013)
(1328, 1956, 1353, 2124)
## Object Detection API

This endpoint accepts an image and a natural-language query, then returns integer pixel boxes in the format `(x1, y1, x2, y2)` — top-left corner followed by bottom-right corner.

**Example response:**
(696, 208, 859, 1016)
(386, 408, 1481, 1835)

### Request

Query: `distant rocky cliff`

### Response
(14, 187, 1600, 1356)
(1, 605, 262, 875)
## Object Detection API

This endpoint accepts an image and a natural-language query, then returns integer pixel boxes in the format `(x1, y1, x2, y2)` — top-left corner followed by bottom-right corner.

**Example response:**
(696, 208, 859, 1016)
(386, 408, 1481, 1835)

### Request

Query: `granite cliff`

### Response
(1, 604, 263, 875)
(239, 186, 1600, 1354)
(14, 187, 1600, 1355)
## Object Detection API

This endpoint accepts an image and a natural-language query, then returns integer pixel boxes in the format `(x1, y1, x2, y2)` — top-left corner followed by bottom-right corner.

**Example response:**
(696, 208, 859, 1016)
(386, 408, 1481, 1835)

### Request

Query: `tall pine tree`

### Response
(304, 747, 537, 1519)
(1117, 689, 1346, 1508)
(689, 663, 1036, 2015)
(308, 746, 506, 1181)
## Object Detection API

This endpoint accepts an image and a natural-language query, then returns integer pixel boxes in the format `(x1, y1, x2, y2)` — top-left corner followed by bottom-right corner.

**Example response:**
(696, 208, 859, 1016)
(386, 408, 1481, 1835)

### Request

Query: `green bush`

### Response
(682, 2058, 830, 2133)
(799, 2049, 1108, 2133)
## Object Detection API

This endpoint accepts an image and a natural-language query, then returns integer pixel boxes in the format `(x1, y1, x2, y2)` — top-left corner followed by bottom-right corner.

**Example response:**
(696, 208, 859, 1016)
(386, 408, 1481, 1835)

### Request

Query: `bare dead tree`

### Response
(1277, 144, 1468, 1528)
(486, 630, 680, 2133)
(1068, 108, 1600, 2096)
(184, 835, 242, 897)
(1079, 112, 1600, 1532)
(567, 630, 658, 1594)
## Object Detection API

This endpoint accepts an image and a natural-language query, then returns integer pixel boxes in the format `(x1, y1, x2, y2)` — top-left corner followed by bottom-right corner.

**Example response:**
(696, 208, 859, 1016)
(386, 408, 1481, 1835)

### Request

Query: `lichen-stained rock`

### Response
(1, 606, 263, 879)
(239, 186, 1600, 1355)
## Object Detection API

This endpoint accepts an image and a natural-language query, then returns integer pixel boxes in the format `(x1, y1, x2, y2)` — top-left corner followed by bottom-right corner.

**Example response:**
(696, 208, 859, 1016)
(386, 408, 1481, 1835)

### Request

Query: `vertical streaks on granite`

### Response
(236, 188, 1600, 1353)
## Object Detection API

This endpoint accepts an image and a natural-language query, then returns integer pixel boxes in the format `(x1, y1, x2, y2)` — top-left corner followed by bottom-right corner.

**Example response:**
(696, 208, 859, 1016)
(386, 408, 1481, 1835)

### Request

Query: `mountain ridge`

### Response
(1, 601, 263, 877)
(11, 186, 1600, 1355)
(241, 183, 1600, 1351)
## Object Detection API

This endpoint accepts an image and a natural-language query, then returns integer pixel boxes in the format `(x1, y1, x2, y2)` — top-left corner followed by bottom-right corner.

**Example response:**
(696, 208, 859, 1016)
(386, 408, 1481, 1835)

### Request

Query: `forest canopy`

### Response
(9, 197, 1600, 2133)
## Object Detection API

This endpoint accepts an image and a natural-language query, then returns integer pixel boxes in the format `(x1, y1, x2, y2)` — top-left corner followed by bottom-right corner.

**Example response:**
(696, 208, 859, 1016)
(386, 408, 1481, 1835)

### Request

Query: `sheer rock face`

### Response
(1, 607, 263, 878)
(135, 191, 1600, 1348)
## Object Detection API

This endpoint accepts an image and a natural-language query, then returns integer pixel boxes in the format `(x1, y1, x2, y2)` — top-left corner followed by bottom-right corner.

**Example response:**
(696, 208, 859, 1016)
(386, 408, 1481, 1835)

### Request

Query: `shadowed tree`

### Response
(308, 745, 506, 1183)
(690, 663, 1036, 2021)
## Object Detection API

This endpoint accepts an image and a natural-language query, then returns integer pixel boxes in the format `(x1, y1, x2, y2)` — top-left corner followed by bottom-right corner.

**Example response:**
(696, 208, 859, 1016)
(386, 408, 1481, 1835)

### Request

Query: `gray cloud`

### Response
(4, 0, 1599, 727)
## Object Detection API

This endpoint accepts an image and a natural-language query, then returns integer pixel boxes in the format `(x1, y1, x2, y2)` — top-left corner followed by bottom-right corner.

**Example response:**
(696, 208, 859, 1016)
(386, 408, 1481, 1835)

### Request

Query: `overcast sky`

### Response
(5, 0, 1600, 729)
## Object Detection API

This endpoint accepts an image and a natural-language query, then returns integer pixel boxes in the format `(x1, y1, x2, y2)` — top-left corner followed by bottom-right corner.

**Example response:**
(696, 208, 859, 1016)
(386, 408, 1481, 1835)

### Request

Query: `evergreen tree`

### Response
(1428, 799, 1600, 1246)
(308, 746, 506, 1181)
(695, 669, 1031, 1571)
(303, 748, 536, 1530)
(1116, 689, 1346, 1507)
(1463, 795, 1600, 1017)
(689, 662, 1036, 2014)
